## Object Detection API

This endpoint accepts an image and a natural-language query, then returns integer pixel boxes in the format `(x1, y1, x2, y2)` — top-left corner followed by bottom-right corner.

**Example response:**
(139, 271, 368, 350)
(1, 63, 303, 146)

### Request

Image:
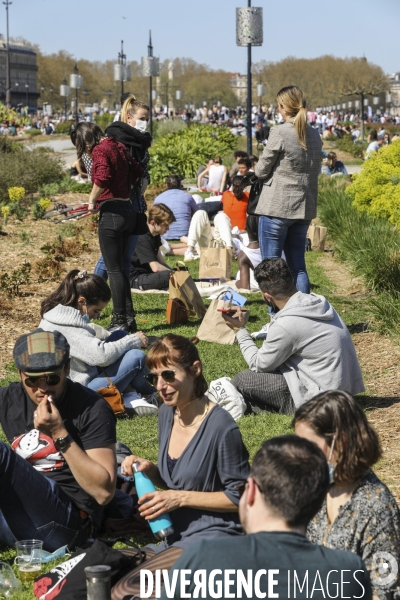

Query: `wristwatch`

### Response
(54, 434, 73, 453)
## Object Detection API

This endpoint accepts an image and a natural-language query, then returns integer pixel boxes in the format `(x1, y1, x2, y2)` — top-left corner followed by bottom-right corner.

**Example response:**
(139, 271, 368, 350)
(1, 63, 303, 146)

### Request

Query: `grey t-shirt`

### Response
(157, 403, 250, 549)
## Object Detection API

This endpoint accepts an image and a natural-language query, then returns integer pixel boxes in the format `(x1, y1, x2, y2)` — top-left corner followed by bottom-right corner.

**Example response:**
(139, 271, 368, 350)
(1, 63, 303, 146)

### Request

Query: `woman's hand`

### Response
(138, 489, 183, 520)
(120, 455, 155, 477)
(135, 331, 148, 348)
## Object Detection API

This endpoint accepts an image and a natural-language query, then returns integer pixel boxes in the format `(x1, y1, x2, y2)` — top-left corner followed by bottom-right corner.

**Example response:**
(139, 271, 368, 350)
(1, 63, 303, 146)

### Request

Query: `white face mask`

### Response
(134, 119, 148, 133)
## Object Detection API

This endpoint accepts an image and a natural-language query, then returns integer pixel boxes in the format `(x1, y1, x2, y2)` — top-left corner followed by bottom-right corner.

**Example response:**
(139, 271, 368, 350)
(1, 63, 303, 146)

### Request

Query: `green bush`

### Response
(94, 112, 114, 131)
(152, 119, 186, 140)
(346, 140, 400, 226)
(25, 128, 42, 137)
(54, 121, 74, 135)
(0, 146, 65, 202)
(336, 134, 367, 158)
(149, 124, 236, 182)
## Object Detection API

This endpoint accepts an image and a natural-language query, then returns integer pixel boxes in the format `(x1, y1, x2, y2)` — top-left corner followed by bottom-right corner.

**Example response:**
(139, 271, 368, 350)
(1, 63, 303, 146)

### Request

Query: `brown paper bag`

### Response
(197, 292, 249, 345)
(307, 223, 327, 252)
(169, 263, 206, 319)
(199, 241, 232, 280)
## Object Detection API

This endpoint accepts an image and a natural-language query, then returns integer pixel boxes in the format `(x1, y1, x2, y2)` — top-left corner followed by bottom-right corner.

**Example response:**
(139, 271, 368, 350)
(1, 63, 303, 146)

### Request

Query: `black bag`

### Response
(33, 539, 144, 600)
(246, 174, 264, 216)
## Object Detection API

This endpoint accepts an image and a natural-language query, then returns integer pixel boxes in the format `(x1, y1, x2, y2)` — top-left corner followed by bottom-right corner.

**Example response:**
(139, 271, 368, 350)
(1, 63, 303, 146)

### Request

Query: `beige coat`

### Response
(254, 122, 322, 220)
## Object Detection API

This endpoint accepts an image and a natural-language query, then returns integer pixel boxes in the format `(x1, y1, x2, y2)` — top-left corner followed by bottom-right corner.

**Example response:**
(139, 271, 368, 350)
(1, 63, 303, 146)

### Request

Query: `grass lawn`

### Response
(0, 250, 370, 597)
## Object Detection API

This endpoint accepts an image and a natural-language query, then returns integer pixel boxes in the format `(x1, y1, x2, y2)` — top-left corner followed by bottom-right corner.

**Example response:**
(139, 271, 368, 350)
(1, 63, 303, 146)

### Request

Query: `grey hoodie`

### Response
(235, 291, 364, 407)
(39, 304, 143, 386)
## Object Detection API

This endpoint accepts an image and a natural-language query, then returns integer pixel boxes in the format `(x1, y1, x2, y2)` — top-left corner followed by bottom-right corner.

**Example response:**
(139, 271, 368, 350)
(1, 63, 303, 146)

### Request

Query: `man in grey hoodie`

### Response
(223, 258, 364, 414)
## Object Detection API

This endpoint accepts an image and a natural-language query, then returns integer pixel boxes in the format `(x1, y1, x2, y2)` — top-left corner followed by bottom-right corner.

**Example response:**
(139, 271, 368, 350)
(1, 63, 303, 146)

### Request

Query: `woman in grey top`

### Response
(115, 334, 249, 599)
(255, 85, 322, 294)
(293, 390, 400, 600)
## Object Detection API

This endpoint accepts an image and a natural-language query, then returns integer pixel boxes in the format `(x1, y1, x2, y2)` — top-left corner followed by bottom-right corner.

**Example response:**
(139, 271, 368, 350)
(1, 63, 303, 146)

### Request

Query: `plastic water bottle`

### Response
(133, 462, 174, 540)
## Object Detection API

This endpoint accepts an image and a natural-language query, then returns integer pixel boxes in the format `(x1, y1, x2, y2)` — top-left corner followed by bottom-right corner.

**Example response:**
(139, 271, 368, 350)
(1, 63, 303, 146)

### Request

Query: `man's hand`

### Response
(221, 308, 246, 331)
(33, 397, 66, 440)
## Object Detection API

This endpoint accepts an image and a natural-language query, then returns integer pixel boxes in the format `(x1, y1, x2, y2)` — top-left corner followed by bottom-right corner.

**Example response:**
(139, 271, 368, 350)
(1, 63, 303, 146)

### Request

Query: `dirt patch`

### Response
(318, 252, 366, 297)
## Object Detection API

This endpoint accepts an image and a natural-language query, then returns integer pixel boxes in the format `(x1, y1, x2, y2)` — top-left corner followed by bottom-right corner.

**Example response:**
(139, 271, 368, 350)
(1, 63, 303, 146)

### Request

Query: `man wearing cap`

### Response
(0, 329, 117, 551)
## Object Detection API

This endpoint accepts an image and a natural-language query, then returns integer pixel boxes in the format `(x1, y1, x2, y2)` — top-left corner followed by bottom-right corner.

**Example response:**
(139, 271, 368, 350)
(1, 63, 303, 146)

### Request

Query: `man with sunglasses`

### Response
(0, 329, 117, 551)
(161, 436, 371, 599)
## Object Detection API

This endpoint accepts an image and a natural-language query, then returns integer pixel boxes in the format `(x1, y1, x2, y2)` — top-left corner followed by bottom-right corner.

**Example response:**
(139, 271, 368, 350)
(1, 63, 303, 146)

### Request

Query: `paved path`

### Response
(27, 137, 77, 168)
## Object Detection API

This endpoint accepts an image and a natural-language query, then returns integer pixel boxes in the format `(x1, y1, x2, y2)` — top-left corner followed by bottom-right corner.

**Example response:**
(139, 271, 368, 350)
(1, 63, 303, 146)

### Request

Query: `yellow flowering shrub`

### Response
(1, 206, 10, 222)
(7, 187, 26, 203)
(38, 197, 51, 211)
(346, 140, 400, 226)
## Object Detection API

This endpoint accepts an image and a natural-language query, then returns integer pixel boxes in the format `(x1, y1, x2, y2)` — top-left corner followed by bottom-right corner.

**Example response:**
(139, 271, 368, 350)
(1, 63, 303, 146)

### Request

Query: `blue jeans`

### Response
(94, 234, 139, 282)
(87, 349, 153, 396)
(258, 216, 311, 293)
(0, 442, 88, 551)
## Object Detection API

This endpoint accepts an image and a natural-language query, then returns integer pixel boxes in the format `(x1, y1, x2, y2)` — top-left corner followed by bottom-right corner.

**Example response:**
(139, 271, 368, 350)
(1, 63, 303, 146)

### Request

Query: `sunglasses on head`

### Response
(145, 369, 177, 387)
(24, 373, 62, 388)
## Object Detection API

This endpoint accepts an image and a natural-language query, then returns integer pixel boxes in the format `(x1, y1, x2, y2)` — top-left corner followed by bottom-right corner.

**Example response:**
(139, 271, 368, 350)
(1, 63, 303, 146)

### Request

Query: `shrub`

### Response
(94, 113, 114, 131)
(336, 134, 367, 158)
(7, 186, 26, 202)
(152, 119, 186, 140)
(346, 140, 400, 226)
(25, 128, 42, 137)
(0, 146, 65, 202)
(32, 202, 46, 220)
(149, 124, 236, 182)
(1, 205, 10, 224)
(54, 121, 74, 135)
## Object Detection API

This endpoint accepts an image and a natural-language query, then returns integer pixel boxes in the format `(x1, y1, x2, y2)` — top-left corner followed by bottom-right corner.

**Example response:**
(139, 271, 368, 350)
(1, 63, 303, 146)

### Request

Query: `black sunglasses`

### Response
(24, 374, 61, 388)
(235, 478, 262, 498)
(145, 369, 177, 387)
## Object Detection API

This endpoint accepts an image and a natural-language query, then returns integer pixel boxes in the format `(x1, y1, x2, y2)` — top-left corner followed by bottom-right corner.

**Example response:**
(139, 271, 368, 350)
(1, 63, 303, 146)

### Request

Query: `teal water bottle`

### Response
(133, 462, 174, 540)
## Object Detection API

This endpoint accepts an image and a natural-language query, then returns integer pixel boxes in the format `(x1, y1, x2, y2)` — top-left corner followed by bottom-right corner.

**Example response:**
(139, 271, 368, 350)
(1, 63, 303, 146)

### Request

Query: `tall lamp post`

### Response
(60, 77, 70, 118)
(25, 81, 29, 108)
(70, 64, 82, 124)
(141, 31, 160, 136)
(3, 0, 12, 107)
(236, 2, 263, 155)
(114, 40, 131, 102)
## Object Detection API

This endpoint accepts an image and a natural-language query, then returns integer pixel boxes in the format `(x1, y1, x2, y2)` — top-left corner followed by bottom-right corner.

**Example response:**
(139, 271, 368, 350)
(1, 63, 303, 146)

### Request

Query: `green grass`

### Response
(0, 251, 372, 595)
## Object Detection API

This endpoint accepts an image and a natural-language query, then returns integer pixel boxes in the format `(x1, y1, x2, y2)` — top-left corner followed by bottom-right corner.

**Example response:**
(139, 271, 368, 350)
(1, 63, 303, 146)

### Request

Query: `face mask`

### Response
(327, 434, 336, 485)
(134, 119, 148, 133)
(81, 314, 91, 324)
(40, 545, 70, 563)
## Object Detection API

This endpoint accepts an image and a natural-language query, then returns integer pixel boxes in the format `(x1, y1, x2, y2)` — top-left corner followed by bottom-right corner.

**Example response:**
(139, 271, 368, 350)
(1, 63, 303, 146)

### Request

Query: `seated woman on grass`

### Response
(39, 270, 156, 413)
(112, 334, 250, 599)
(294, 390, 400, 600)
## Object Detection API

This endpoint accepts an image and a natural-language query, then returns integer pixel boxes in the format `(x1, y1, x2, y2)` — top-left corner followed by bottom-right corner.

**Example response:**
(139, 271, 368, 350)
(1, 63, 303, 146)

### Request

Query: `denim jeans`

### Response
(87, 349, 153, 395)
(258, 216, 311, 293)
(94, 234, 139, 282)
(0, 442, 88, 551)
(98, 200, 135, 318)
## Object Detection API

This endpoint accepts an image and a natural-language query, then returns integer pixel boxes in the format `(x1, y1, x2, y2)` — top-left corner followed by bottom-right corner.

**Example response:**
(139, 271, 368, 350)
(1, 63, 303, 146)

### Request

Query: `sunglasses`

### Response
(235, 478, 262, 498)
(145, 369, 177, 387)
(24, 373, 61, 388)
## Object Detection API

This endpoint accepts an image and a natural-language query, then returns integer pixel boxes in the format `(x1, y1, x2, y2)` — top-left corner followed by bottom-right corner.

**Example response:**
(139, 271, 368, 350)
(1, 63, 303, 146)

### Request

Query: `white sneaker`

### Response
(125, 392, 159, 416)
(184, 249, 198, 262)
(251, 323, 270, 340)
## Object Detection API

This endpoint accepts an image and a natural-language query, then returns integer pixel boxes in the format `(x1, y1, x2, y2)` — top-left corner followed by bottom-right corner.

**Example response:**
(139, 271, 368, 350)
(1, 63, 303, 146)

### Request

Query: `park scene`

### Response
(0, 0, 400, 599)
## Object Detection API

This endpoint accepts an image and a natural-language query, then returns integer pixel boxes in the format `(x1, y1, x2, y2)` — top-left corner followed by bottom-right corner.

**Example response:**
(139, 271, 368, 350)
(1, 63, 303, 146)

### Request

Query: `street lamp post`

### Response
(25, 82, 29, 109)
(60, 77, 70, 118)
(141, 31, 160, 136)
(49, 85, 54, 110)
(236, 2, 263, 155)
(70, 64, 82, 124)
(3, 0, 12, 107)
(114, 41, 131, 103)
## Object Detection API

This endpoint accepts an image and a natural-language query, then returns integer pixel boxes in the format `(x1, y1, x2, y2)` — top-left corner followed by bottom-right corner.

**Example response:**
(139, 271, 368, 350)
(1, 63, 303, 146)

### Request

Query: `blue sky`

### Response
(3, 0, 400, 75)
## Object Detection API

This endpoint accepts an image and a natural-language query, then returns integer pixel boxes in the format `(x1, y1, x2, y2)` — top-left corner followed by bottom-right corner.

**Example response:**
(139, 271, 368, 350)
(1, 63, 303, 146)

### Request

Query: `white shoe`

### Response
(184, 249, 198, 262)
(251, 323, 270, 340)
(125, 392, 159, 416)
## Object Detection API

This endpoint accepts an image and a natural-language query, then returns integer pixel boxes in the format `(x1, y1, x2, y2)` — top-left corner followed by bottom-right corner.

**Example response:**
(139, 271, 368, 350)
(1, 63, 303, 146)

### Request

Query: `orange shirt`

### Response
(221, 190, 249, 230)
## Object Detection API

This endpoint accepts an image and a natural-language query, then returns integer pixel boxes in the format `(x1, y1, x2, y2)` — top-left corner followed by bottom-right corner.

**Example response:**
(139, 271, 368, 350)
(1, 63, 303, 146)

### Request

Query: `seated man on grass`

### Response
(0, 330, 117, 551)
(162, 435, 371, 600)
(234, 214, 262, 290)
(153, 174, 199, 241)
(223, 258, 364, 414)
(130, 203, 176, 291)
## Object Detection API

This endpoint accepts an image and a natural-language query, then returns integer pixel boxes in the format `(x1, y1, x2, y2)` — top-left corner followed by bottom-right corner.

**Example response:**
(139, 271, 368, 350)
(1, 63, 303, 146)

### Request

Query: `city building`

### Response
(230, 72, 247, 103)
(388, 72, 400, 114)
(0, 35, 39, 108)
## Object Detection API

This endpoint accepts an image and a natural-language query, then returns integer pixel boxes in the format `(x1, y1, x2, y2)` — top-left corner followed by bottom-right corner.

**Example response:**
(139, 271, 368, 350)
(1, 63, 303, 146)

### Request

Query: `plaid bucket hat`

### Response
(13, 329, 70, 376)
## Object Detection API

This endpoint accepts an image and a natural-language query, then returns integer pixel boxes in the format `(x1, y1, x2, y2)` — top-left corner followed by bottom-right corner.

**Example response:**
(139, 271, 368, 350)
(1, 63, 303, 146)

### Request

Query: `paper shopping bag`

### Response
(196, 293, 249, 345)
(199, 241, 232, 279)
(169, 263, 206, 319)
(307, 223, 327, 252)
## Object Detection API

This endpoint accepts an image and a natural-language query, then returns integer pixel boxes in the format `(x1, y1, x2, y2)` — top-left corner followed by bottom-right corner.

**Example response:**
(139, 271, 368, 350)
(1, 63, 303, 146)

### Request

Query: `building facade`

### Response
(0, 36, 39, 108)
(230, 72, 247, 103)
(388, 72, 400, 115)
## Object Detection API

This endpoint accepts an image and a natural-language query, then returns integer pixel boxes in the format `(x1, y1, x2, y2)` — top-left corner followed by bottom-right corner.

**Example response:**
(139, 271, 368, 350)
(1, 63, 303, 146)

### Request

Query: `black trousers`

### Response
(130, 270, 171, 291)
(234, 370, 295, 414)
(98, 200, 135, 318)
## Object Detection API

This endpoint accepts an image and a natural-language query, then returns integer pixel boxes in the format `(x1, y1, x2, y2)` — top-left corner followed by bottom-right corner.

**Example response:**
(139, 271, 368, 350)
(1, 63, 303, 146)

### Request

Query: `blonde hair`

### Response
(327, 152, 337, 168)
(121, 96, 150, 124)
(276, 85, 308, 150)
